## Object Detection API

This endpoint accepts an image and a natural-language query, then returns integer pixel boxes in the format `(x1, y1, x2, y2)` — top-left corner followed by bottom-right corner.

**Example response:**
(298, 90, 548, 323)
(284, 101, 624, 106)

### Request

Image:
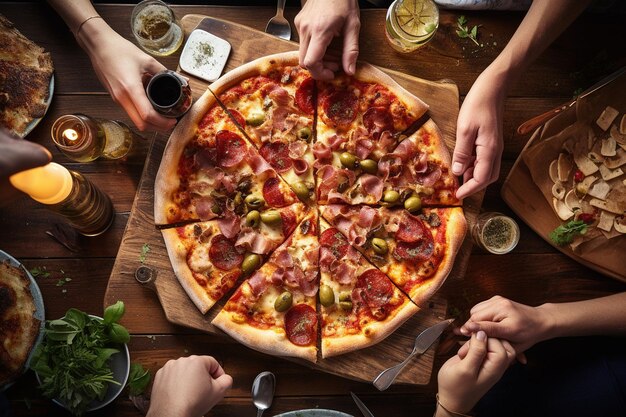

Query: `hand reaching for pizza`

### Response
(146, 356, 233, 417)
(294, 0, 360, 81)
(456, 295, 553, 360)
(436, 331, 516, 416)
(452, 69, 506, 199)
(75, 18, 176, 133)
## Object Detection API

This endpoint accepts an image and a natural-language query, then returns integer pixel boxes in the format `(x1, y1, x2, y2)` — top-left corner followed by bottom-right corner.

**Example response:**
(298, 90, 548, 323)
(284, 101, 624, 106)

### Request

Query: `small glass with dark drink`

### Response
(146, 70, 192, 118)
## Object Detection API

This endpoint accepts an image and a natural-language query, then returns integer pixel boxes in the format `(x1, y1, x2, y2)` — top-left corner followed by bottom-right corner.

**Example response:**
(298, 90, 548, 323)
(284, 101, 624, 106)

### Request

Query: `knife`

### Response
(350, 392, 375, 417)
(517, 66, 626, 135)
(372, 318, 454, 391)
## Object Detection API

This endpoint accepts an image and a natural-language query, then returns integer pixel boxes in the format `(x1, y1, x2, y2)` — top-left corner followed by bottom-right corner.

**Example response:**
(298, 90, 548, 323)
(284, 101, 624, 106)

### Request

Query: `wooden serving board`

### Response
(105, 15, 483, 385)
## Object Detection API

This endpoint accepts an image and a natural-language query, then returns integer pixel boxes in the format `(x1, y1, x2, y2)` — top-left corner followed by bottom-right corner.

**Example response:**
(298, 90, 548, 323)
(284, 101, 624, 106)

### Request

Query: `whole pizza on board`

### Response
(154, 52, 467, 362)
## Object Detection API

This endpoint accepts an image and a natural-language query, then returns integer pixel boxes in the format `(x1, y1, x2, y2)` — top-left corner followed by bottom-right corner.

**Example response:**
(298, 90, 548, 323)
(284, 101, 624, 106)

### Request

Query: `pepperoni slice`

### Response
(320, 228, 349, 259)
(259, 142, 293, 173)
(215, 130, 246, 168)
(295, 77, 315, 115)
(281, 209, 297, 237)
(209, 234, 245, 270)
(228, 108, 246, 127)
(393, 238, 434, 263)
(263, 177, 290, 208)
(394, 214, 428, 243)
(284, 304, 317, 346)
(323, 89, 358, 127)
(356, 269, 393, 309)
(363, 107, 394, 139)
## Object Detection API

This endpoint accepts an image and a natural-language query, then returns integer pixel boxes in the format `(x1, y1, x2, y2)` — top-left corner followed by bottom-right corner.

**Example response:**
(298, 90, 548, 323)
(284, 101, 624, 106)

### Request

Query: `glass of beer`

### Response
(131, 0, 183, 56)
(471, 212, 520, 254)
(385, 0, 439, 53)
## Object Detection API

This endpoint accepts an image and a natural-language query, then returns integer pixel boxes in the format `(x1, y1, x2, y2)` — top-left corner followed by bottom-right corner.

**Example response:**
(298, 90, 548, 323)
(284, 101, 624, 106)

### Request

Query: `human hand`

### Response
(452, 69, 506, 199)
(437, 331, 515, 415)
(457, 296, 554, 358)
(0, 130, 51, 179)
(146, 355, 233, 417)
(76, 19, 176, 132)
(294, 0, 360, 80)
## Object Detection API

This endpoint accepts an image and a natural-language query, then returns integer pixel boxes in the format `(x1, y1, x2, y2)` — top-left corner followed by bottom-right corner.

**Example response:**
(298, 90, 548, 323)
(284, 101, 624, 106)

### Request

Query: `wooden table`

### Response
(2, 3, 626, 416)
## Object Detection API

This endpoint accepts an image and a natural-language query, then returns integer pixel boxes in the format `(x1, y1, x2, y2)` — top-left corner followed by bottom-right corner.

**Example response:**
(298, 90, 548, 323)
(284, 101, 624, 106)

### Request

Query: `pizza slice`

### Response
(161, 203, 307, 314)
(313, 64, 429, 204)
(211, 52, 317, 203)
(212, 211, 319, 362)
(320, 204, 466, 306)
(318, 219, 419, 358)
(154, 91, 300, 226)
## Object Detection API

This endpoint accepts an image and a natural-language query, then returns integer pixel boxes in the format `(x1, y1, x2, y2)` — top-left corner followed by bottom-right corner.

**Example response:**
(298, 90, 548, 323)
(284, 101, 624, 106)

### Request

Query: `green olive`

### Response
(292, 181, 310, 201)
(339, 292, 351, 302)
(360, 159, 378, 174)
(339, 301, 353, 311)
(260, 210, 282, 225)
(319, 285, 335, 307)
(371, 238, 388, 255)
(404, 196, 422, 213)
(245, 210, 260, 227)
(233, 192, 243, 206)
(211, 204, 222, 215)
(241, 253, 261, 275)
(274, 291, 293, 312)
(297, 127, 312, 142)
(246, 111, 265, 127)
(382, 190, 400, 204)
(245, 194, 265, 209)
(340, 152, 358, 170)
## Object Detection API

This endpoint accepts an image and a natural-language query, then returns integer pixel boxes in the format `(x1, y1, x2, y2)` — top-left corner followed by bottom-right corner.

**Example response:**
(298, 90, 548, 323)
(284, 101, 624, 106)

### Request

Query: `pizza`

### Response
(0, 14, 53, 137)
(155, 51, 466, 361)
(213, 211, 319, 361)
(0, 260, 41, 386)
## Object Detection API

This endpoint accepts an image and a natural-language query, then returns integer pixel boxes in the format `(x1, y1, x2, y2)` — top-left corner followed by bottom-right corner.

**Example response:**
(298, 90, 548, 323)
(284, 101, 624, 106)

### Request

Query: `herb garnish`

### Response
(139, 243, 151, 264)
(30, 266, 50, 279)
(549, 220, 588, 246)
(30, 302, 131, 416)
(456, 15, 480, 46)
(127, 363, 151, 396)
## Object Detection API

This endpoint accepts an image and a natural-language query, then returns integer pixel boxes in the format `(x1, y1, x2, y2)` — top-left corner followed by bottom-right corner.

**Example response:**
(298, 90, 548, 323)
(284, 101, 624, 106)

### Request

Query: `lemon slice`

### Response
(394, 0, 439, 39)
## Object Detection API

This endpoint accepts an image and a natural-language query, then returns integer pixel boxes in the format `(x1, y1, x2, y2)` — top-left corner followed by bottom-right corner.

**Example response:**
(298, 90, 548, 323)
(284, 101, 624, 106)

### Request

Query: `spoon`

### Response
(252, 371, 276, 417)
(265, 0, 291, 40)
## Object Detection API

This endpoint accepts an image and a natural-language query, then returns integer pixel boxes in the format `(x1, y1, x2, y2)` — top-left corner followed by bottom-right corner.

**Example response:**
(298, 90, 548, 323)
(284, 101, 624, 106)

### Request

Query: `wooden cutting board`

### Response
(105, 15, 483, 385)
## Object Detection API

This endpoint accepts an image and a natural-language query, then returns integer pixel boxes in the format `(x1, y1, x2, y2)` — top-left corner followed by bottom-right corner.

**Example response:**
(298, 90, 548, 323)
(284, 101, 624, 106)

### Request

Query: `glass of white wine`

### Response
(385, 0, 439, 53)
(131, 0, 183, 56)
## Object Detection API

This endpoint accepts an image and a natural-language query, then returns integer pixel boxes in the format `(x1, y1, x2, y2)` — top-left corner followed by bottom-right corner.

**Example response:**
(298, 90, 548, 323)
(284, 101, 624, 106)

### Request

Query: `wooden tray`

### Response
(502, 105, 626, 282)
(105, 15, 483, 385)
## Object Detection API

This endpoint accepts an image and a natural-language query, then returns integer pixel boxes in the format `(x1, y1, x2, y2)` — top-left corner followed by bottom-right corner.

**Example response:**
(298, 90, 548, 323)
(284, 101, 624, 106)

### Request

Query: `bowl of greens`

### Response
(30, 301, 131, 416)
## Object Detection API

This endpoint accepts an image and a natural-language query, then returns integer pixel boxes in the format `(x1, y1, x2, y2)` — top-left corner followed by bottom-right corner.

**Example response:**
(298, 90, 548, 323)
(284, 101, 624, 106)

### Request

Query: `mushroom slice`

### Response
(596, 106, 619, 131)
(564, 189, 581, 212)
(552, 181, 566, 199)
(599, 164, 624, 181)
(574, 153, 599, 176)
(557, 153, 572, 182)
(611, 124, 626, 145)
(615, 216, 626, 234)
(601, 137, 617, 157)
(549, 159, 560, 183)
(621, 114, 626, 135)
(597, 211, 615, 232)
(575, 174, 598, 195)
(604, 149, 626, 169)
(553, 197, 574, 221)
(587, 180, 611, 200)
(590, 198, 625, 215)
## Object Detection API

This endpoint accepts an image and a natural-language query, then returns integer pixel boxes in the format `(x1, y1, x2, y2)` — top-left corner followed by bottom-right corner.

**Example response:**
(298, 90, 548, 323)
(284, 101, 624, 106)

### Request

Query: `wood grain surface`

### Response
(103, 14, 483, 385)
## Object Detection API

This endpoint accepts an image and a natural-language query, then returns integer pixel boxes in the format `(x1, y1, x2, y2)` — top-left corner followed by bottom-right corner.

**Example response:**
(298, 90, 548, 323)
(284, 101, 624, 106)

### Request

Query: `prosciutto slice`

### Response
(216, 210, 241, 239)
(235, 228, 275, 254)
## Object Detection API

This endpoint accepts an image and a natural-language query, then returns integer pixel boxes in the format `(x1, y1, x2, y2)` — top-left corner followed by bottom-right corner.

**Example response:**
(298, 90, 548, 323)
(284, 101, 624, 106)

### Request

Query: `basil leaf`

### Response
(127, 363, 152, 396)
(103, 301, 125, 325)
(107, 323, 130, 344)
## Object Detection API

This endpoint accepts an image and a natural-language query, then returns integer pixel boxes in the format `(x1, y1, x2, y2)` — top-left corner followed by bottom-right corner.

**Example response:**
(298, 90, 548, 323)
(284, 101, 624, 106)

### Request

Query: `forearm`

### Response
(539, 292, 626, 339)
(47, 0, 99, 35)
(484, 0, 592, 91)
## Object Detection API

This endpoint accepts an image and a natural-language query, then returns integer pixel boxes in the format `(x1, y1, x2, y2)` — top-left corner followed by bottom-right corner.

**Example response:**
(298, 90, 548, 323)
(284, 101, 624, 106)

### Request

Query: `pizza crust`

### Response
(212, 309, 317, 362)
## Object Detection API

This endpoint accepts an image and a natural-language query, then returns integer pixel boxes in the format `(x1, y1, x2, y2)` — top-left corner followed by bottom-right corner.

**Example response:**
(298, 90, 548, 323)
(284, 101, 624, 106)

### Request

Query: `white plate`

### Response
(179, 29, 231, 82)
(0, 250, 45, 391)
(274, 410, 354, 417)
(22, 74, 54, 138)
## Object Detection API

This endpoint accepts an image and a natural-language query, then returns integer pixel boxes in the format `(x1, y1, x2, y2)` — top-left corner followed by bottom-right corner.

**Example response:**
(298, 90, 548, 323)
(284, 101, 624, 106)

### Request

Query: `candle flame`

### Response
(63, 128, 79, 141)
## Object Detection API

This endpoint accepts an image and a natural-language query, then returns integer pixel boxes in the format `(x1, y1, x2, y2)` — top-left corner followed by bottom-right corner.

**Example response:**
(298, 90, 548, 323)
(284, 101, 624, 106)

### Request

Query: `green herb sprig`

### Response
(127, 363, 151, 396)
(139, 243, 151, 264)
(30, 301, 131, 416)
(456, 15, 480, 46)
(549, 220, 588, 246)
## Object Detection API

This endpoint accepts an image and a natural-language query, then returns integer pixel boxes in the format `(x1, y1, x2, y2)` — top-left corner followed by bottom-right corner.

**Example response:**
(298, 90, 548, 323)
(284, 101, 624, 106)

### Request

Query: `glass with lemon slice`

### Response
(385, 0, 439, 53)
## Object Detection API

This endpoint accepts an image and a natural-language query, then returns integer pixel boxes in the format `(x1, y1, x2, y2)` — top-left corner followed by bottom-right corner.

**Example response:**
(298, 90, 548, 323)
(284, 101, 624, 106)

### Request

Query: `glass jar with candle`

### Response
(51, 114, 135, 162)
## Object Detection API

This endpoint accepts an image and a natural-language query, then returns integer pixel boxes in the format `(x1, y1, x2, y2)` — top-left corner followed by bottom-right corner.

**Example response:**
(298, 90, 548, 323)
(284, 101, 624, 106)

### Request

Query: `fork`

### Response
(265, 0, 291, 40)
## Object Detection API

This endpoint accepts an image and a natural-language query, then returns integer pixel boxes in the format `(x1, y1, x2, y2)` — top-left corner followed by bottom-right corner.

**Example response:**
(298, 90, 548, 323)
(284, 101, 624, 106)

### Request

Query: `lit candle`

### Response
(9, 162, 73, 204)
(51, 114, 105, 162)
(62, 128, 81, 142)
(10, 162, 115, 236)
